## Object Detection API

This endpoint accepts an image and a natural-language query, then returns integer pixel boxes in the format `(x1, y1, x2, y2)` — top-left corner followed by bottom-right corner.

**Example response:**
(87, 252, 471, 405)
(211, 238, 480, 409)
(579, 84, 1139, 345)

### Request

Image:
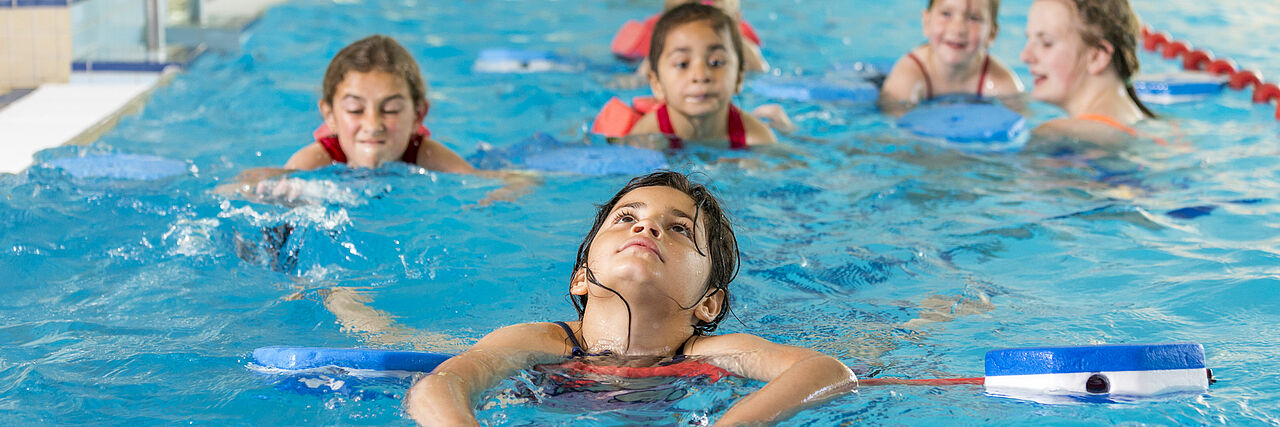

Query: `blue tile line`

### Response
(4, 0, 71, 8)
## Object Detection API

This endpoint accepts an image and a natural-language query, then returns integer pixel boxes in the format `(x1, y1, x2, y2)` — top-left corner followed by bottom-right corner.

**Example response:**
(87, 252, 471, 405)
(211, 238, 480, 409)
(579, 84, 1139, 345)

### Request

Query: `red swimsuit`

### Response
(655, 103, 748, 150)
(311, 123, 430, 164)
(905, 52, 991, 100)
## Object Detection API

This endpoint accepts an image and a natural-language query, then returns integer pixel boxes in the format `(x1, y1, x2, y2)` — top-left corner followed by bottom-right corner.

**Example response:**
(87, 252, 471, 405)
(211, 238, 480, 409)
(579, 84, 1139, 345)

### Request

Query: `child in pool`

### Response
(224, 35, 531, 204)
(404, 171, 857, 425)
(285, 35, 473, 172)
(627, 3, 779, 148)
(880, 0, 1023, 109)
(1020, 0, 1159, 145)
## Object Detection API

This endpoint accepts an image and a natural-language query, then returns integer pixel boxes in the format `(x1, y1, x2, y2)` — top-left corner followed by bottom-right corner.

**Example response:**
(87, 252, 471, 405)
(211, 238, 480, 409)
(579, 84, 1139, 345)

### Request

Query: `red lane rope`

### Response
(858, 377, 985, 386)
(1142, 26, 1279, 120)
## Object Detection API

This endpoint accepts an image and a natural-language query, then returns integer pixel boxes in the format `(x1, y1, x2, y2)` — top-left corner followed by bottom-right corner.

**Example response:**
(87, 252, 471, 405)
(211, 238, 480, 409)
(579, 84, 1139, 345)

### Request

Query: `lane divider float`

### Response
(1141, 26, 1279, 120)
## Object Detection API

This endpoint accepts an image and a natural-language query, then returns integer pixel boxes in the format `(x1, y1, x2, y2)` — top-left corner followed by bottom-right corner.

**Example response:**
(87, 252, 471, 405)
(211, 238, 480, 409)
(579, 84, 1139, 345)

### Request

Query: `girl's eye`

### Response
(940, 11, 952, 18)
(614, 212, 636, 224)
(382, 109, 401, 114)
(709, 58, 724, 67)
(347, 109, 363, 115)
(676, 61, 689, 69)
(670, 223, 692, 237)
(968, 14, 982, 22)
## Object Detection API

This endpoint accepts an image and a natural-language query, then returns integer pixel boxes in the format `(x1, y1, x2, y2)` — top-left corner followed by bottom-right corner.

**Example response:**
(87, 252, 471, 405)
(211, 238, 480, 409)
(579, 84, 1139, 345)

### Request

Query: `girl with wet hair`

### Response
(1021, 0, 1160, 144)
(406, 171, 856, 426)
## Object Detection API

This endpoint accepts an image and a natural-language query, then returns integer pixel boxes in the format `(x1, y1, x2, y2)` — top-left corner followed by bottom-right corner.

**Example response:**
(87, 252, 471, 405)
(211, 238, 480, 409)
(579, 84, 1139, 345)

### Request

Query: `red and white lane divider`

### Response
(1142, 26, 1280, 120)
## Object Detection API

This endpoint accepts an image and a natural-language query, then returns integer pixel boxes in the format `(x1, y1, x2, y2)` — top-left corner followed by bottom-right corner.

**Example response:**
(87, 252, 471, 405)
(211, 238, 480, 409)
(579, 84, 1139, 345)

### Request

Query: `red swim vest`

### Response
(611, 13, 764, 60)
(590, 97, 748, 149)
(311, 123, 430, 164)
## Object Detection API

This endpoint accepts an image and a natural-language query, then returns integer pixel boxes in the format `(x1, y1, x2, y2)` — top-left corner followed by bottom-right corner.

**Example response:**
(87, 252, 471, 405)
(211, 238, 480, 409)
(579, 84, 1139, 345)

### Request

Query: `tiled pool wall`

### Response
(1, 0, 72, 92)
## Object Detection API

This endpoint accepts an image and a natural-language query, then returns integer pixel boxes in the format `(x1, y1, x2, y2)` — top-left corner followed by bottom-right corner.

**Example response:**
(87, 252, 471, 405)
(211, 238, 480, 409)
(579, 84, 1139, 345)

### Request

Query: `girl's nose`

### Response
(690, 62, 712, 83)
(1019, 41, 1033, 63)
(362, 111, 386, 134)
(631, 220, 661, 238)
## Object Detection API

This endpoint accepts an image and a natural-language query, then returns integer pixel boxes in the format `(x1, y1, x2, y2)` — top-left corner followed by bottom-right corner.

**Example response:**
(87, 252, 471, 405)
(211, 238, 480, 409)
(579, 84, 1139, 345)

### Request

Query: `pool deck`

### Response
(0, 0, 288, 175)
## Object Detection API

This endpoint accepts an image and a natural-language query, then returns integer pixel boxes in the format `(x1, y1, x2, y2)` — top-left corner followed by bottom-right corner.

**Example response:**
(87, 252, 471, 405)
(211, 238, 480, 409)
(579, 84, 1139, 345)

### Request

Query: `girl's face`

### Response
(320, 70, 426, 168)
(1020, 0, 1095, 106)
(648, 20, 743, 120)
(922, 0, 995, 66)
(579, 186, 712, 310)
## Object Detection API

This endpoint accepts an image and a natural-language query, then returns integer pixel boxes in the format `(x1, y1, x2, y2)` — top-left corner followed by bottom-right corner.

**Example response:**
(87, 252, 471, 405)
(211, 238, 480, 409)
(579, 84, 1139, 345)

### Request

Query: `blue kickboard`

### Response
(750, 77, 879, 103)
(897, 102, 1028, 149)
(46, 154, 187, 180)
(473, 48, 585, 73)
(253, 346, 454, 372)
(985, 342, 1206, 376)
(1134, 72, 1227, 101)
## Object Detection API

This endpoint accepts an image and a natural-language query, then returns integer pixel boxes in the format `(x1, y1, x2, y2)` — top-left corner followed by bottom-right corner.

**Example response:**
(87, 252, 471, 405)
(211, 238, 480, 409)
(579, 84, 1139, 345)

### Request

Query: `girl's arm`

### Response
(418, 138, 477, 174)
(698, 333, 858, 426)
(405, 323, 568, 426)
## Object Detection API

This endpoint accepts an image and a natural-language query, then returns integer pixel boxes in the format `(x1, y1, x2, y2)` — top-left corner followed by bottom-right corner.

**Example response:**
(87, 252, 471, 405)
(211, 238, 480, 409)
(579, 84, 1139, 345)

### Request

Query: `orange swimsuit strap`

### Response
(1075, 113, 1169, 146)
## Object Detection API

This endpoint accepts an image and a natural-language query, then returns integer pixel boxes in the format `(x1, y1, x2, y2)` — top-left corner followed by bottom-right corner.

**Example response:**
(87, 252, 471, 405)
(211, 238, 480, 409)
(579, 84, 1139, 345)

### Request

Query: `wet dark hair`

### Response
(647, 3, 746, 78)
(927, 0, 1001, 33)
(321, 35, 427, 108)
(571, 171, 740, 336)
(1064, 0, 1156, 118)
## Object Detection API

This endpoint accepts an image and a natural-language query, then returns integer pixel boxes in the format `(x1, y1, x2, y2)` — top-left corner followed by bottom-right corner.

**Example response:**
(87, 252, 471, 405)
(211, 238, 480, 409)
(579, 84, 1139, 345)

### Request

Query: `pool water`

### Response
(4, 0, 1280, 424)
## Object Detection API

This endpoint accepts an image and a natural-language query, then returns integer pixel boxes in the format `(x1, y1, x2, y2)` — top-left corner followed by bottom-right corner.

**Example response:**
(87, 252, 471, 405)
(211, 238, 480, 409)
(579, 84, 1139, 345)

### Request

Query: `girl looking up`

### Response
(1021, 0, 1157, 144)
(405, 171, 857, 425)
(628, 3, 778, 148)
(880, 0, 1023, 109)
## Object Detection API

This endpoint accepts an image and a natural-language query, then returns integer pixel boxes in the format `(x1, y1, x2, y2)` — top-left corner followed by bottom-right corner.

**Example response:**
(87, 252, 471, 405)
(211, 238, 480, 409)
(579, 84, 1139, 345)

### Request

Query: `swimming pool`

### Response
(4, 0, 1279, 424)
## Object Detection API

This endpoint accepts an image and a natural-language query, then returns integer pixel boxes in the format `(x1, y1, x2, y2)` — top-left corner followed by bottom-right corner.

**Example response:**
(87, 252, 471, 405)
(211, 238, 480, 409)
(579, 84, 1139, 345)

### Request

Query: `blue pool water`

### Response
(4, 0, 1280, 424)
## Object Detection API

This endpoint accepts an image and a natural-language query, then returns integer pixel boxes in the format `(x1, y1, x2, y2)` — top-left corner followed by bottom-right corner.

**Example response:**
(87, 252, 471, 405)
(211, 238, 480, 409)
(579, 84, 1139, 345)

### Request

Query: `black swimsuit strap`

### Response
(553, 321, 586, 357)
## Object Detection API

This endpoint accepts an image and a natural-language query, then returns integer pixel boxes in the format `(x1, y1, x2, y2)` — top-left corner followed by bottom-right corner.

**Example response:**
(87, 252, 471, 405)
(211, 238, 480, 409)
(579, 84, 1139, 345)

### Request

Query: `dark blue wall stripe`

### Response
(72, 61, 176, 73)
(3, 0, 71, 8)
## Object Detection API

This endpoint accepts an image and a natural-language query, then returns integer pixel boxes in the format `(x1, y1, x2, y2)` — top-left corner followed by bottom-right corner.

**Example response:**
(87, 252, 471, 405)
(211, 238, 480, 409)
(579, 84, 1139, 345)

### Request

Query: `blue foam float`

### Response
(253, 346, 453, 372)
(46, 153, 188, 180)
(469, 133, 668, 176)
(1133, 72, 1227, 104)
(985, 343, 1210, 398)
(896, 101, 1028, 152)
(472, 48, 586, 73)
(750, 77, 879, 103)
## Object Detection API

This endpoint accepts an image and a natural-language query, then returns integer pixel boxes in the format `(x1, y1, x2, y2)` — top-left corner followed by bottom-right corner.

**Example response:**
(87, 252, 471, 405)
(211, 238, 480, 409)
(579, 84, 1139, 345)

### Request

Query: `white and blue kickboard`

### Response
(473, 48, 586, 73)
(469, 133, 668, 175)
(253, 346, 453, 372)
(1133, 72, 1228, 104)
(984, 342, 1209, 398)
(750, 77, 879, 103)
(897, 102, 1028, 152)
(45, 153, 188, 180)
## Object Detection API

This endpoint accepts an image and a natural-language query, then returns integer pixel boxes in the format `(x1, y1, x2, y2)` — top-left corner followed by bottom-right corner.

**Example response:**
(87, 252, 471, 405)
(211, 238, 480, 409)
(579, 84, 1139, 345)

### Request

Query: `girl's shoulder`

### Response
(629, 110, 661, 136)
(985, 56, 1026, 94)
(414, 137, 476, 174)
(284, 142, 333, 170)
(473, 321, 577, 354)
(740, 111, 778, 145)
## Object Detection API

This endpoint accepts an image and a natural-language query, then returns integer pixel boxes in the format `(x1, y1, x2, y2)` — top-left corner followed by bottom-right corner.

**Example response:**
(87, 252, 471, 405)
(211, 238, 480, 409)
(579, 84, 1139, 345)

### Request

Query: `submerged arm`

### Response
(702, 334, 858, 426)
